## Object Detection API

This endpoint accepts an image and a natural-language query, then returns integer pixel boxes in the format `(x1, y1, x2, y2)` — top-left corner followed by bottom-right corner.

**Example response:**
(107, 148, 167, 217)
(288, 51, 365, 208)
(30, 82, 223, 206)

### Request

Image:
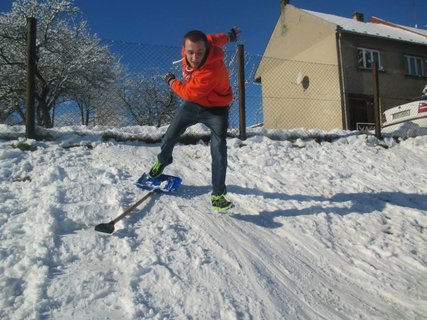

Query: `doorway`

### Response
(348, 95, 374, 130)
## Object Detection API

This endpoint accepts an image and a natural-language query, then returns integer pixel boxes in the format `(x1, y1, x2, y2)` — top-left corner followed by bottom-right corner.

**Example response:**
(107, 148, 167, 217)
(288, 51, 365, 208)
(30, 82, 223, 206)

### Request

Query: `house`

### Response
(256, 1, 427, 130)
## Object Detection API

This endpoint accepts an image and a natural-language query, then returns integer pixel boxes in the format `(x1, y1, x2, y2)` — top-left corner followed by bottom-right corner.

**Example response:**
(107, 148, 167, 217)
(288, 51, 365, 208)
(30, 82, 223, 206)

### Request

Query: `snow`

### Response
(304, 10, 427, 45)
(1, 124, 426, 319)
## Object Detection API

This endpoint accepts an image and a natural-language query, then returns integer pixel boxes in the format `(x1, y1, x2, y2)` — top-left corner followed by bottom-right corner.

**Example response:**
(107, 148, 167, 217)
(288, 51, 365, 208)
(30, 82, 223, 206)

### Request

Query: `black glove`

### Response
(165, 72, 176, 86)
(228, 27, 241, 42)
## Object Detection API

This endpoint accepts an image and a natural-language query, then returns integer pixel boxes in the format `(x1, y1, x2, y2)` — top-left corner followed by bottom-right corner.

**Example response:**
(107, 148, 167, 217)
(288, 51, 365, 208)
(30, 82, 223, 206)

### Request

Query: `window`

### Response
(404, 55, 424, 76)
(357, 48, 381, 69)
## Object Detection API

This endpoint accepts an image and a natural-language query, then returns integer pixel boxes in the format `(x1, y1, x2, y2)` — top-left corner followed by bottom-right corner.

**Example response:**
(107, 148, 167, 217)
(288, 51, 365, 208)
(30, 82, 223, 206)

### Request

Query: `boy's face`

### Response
(184, 39, 207, 68)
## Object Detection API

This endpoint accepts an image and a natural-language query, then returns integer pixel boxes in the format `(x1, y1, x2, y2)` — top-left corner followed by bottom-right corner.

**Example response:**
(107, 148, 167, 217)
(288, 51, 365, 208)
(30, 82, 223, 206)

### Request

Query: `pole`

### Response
(237, 44, 246, 140)
(372, 62, 381, 139)
(25, 17, 37, 139)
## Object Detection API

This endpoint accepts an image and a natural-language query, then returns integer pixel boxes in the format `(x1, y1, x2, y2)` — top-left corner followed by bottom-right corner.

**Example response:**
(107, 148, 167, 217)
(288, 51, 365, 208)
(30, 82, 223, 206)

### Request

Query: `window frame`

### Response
(404, 54, 425, 77)
(357, 47, 382, 70)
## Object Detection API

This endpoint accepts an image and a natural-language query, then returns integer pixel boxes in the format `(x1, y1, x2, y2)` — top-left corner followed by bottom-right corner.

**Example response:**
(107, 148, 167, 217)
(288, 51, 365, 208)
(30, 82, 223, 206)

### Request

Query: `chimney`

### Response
(280, 0, 290, 13)
(352, 12, 364, 22)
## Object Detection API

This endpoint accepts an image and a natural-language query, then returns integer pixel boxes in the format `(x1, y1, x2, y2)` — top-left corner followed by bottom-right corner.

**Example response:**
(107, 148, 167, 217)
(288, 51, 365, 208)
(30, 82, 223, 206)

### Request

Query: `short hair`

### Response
(183, 30, 208, 47)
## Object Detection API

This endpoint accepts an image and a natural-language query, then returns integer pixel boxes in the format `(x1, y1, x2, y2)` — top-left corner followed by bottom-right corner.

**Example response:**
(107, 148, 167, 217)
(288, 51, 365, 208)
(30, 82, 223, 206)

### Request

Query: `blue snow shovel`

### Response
(94, 174, 182, 234)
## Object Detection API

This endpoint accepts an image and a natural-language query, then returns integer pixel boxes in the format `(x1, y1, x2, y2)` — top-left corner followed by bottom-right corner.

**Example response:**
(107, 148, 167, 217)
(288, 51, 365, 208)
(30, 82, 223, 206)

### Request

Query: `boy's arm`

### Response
(207, 27, 241, 47)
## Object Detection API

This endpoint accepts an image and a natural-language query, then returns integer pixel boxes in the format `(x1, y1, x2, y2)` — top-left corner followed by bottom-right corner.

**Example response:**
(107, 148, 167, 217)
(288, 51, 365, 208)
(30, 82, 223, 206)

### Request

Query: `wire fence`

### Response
(2, 36, 426, 139)
(44, 42, 227, 127)
(2, 40, 247, 137)
(92, 41, 266, 138)
(254, 56, 342, 130)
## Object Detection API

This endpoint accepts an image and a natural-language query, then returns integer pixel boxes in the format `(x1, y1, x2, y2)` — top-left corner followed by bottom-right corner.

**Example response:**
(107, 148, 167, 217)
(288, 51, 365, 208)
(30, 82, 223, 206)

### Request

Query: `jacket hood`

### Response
(181, 44, 225, 70)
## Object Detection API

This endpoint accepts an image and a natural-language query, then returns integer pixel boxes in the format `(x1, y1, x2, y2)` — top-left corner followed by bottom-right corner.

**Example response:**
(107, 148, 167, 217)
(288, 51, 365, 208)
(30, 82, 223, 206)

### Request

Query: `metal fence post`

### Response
(372, 62, 381, 139)
(237, 44, 246, 140)
(26, 17, 37, 139)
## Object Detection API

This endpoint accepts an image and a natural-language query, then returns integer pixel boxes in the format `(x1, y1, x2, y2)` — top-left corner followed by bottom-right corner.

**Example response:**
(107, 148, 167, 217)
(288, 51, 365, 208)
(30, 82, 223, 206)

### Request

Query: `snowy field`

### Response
(1, 124, 426, 320)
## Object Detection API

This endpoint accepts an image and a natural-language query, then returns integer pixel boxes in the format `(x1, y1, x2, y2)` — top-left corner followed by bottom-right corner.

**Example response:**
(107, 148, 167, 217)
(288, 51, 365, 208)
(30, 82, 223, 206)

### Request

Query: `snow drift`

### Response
(0, 124, 426, 319)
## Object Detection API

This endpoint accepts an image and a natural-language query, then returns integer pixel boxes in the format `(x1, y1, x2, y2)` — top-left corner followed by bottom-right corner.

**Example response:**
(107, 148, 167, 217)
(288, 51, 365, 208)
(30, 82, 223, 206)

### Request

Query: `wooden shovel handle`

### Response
(112, 190, 154, 224)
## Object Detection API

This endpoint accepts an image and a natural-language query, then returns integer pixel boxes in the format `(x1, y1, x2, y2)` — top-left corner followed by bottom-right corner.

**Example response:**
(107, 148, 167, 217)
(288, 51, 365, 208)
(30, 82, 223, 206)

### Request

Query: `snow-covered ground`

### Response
(1, 124, 426, 320)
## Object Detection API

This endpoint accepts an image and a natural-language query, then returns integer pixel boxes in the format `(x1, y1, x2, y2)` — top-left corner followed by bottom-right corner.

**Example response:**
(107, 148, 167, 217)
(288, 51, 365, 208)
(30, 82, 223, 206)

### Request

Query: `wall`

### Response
(339, 32, 427, 110)
(258, 5, 342, 130)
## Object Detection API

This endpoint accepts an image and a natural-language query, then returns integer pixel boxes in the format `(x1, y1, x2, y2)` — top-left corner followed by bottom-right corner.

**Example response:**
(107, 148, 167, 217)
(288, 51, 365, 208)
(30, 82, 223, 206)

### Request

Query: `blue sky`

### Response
(1, 0, 426, 53)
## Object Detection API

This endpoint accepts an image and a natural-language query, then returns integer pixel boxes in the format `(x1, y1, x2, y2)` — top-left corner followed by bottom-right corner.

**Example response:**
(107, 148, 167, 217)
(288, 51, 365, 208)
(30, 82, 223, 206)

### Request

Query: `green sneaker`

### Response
(211, 194, 233, 211)
(148, 160, 166, 178)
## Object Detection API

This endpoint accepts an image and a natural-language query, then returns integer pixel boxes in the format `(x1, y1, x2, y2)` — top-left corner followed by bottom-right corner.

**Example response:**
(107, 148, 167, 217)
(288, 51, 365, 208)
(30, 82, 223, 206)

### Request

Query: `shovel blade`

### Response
(94, 221, 115, 234)
(136, 173, 182, 193)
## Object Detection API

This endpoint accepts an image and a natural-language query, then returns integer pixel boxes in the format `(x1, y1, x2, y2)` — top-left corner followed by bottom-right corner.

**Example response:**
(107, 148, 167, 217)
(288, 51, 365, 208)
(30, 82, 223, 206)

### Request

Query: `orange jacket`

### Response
(170, 33, 233, 107)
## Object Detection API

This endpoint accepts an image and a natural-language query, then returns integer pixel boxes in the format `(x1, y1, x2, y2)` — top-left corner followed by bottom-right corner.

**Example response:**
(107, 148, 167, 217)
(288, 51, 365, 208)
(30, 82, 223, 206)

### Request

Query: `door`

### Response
(348, 95, 374, 130)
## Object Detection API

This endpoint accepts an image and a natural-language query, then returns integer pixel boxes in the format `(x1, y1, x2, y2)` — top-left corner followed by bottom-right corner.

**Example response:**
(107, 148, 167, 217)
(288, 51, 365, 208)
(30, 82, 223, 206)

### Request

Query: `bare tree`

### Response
(0, 0, 120, 127)
(116, 73, 180, 127)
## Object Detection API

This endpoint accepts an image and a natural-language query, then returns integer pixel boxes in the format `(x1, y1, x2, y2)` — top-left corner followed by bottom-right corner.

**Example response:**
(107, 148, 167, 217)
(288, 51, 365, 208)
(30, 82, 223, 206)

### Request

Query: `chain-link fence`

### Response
(42, 40, 243, 134)
(252, 56, 342, 131)
(375, 68, 426, 138)
(251, 54, 426, 137)
(2, 34, 425, 139)
(1, 39, 247, 137)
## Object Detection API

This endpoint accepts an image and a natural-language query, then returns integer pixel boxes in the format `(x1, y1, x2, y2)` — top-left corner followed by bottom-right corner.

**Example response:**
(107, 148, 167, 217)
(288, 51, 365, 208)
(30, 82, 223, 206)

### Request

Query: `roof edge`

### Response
(369, 16, 427, 39)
